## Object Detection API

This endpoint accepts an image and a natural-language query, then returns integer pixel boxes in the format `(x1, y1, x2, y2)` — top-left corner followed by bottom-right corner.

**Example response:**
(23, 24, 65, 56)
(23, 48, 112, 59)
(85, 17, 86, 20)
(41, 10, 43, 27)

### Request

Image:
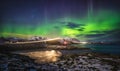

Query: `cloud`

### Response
(103, 29, 120, 34)
(77, 27, 85, 31)
(85, 30, 119, 38)
(59, 22, 85, 28)
(85, 34, 105, 38)
(66, 22, 80, 28)
(90, 29, 120, 35)
(90, 31, 103, 33)
(86, 29, 120, 41)
(75, 34, 84, 37)
(66, 22, 85, 28)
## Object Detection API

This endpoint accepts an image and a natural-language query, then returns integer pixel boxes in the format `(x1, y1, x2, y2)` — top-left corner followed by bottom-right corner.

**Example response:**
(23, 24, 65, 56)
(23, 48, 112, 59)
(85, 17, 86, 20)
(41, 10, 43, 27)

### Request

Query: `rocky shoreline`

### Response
(0, 52, 120, 71)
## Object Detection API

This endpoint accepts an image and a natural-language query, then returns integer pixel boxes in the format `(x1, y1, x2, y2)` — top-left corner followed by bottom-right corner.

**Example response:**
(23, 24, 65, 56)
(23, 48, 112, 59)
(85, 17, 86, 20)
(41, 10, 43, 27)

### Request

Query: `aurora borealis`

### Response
(0, 0, 120, 41)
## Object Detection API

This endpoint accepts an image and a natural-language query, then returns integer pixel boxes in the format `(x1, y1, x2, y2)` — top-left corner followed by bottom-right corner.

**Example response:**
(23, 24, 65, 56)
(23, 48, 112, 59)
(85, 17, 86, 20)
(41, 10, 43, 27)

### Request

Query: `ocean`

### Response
(84, 44, 120, 55)
(10, 44, 120, 63)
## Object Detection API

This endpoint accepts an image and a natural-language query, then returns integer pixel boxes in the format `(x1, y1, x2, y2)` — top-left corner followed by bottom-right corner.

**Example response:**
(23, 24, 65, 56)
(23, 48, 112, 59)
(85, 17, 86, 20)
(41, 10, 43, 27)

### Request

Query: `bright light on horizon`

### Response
(80, 41, 88, 44)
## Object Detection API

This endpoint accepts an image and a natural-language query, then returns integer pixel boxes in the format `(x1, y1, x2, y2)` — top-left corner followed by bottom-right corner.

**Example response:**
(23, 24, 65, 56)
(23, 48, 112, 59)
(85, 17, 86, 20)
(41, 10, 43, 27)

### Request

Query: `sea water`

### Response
(84, 44, 120, 55)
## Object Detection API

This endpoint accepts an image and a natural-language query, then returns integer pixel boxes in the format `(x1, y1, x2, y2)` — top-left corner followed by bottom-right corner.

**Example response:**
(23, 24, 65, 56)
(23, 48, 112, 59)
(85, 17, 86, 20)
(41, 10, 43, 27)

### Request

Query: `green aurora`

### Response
(0, 10, 120, 41)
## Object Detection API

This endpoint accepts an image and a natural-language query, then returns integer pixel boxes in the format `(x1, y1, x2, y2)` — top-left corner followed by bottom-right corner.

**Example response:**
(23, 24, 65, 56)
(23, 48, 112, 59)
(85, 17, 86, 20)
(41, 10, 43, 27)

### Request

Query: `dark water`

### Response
(83, 44, 120, 55)
(23, 44, 120, 55)
(6, 44, 120, 56)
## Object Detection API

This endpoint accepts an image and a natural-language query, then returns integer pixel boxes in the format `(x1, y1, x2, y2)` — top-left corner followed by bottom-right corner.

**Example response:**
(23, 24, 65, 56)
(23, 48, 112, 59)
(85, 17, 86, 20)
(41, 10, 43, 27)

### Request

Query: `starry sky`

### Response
(0, 0, 120, 41)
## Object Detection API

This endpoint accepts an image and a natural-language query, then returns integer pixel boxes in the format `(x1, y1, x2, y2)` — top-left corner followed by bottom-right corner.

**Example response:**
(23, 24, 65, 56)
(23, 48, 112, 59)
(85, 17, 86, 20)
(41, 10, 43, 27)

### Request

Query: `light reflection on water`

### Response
(12, 49, 91, 63)
(17, 50, 62, 63)
(11, 44, 120, 63)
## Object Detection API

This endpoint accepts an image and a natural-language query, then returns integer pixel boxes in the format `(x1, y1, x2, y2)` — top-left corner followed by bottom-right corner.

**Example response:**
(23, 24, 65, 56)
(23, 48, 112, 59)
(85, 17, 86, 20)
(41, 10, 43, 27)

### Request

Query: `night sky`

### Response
(0, 0, 120, 41)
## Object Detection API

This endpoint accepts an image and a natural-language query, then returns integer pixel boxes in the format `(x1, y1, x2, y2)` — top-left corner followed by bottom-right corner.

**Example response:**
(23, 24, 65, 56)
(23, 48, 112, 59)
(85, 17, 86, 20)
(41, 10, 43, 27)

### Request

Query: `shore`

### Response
(0, 49, 120, 71)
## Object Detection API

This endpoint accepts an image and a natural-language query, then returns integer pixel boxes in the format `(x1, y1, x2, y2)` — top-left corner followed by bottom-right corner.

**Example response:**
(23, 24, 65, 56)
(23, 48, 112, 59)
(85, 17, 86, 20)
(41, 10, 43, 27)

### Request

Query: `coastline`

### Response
(0, 49, 120, 71)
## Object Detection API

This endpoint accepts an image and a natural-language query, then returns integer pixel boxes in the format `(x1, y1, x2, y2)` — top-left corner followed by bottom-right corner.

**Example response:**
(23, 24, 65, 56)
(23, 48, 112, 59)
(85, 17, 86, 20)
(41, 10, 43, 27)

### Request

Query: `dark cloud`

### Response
(85, 34, 105, 38)
(103, 29, 120, 34)
(75, 34, 84, 37)
(94, 32, 120, 42)
(66, 22, 80, 28)
(87, 30, 120, 41)
(90, 29, 120, 34)
(90, 31, 103, 33)
(66, 22, 85, 29)
(106, 31, 120, 39)
(77, 27, 85, 31)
